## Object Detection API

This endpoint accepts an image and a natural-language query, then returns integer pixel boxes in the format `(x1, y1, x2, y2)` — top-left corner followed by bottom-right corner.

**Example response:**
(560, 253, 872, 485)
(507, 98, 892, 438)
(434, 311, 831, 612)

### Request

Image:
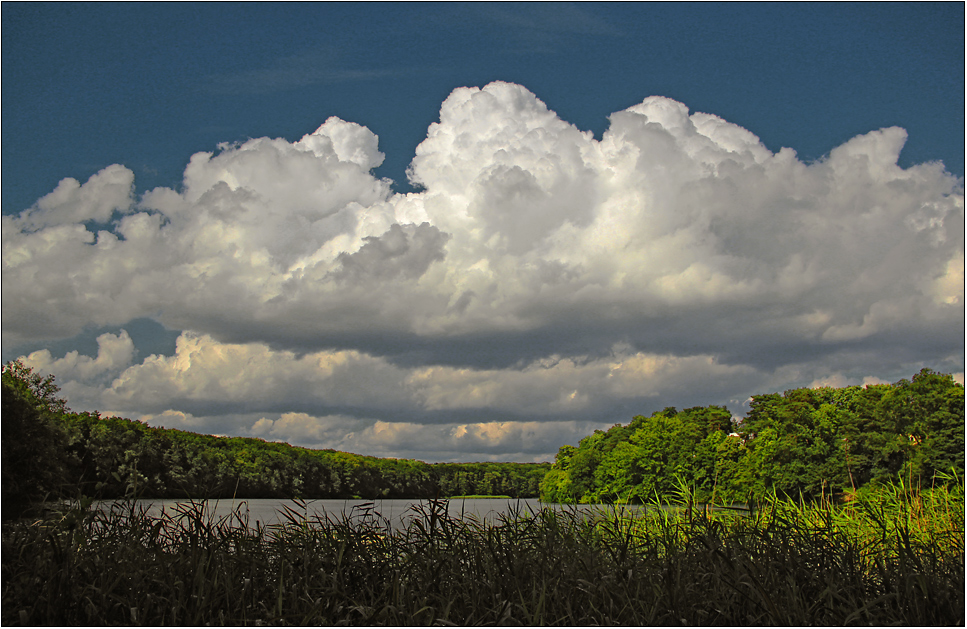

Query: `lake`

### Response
(97, 497, 648, 531)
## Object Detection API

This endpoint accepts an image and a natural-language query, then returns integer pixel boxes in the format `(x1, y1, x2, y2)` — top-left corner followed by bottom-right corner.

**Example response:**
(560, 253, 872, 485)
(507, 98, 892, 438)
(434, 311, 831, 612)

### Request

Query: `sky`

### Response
(2, 2, 964, 463)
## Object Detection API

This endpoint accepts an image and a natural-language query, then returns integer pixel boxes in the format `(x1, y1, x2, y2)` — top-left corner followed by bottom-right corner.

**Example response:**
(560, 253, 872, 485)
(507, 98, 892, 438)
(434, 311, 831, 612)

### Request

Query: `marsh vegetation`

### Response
(3, 479, 963, 626)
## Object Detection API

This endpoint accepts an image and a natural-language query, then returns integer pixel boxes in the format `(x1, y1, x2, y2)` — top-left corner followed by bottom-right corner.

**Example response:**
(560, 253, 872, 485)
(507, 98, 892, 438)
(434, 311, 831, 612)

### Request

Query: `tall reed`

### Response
(3, 485, 963, 626)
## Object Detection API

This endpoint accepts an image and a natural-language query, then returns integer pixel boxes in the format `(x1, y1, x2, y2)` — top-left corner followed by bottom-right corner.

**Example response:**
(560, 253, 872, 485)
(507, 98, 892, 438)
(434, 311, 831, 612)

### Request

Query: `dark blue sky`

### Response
(3, 2, 963, 215)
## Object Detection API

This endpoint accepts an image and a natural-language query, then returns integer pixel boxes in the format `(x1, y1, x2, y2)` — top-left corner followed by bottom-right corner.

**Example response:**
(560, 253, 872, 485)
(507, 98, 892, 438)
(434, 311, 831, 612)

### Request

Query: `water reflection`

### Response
(98, 498, 650, 531)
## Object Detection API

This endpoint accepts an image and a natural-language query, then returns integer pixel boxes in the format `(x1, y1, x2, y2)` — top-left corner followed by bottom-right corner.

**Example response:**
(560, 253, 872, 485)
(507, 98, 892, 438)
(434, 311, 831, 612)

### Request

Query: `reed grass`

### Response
(3, 483, 963, 626)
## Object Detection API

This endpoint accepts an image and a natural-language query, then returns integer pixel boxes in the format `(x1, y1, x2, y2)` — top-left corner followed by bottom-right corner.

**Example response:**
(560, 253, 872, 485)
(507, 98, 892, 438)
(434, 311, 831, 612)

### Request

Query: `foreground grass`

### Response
(2, 485, 963, 626)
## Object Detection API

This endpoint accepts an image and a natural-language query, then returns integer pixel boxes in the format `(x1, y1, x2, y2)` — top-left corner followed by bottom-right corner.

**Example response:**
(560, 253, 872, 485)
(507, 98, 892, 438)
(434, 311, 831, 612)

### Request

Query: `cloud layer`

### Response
(4, 82, 963, 461)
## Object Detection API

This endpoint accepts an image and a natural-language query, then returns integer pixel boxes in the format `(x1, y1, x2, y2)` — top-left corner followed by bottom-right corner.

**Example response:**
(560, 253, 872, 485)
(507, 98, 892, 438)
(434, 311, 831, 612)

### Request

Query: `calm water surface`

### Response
(100, 498, 646, 531)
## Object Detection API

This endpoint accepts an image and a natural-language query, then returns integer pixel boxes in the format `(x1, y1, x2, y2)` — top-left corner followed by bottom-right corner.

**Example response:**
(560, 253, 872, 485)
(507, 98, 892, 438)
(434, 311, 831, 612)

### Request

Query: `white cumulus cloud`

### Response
(4, 81, 963, 461)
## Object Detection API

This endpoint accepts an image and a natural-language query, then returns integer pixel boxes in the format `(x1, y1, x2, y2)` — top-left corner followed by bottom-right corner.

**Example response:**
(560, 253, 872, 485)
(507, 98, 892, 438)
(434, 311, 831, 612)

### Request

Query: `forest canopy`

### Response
(540, 369, 964, 504)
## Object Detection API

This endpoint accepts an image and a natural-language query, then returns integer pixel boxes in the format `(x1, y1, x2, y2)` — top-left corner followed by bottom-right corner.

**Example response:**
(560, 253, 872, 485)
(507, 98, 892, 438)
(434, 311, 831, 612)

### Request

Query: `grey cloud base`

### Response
(3, 82, 963, 461)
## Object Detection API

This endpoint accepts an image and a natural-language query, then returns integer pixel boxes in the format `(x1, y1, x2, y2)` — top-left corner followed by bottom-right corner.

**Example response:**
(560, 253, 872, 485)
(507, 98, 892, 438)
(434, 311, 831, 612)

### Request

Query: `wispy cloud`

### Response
(206, 47, 400, 95)
(479, 2, 623, 38)
(431, 3, 623, 55)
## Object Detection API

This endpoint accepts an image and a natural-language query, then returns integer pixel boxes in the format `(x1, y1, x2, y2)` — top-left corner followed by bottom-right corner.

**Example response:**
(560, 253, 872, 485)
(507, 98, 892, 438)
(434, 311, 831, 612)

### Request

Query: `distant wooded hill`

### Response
(1, 361, 548, 507)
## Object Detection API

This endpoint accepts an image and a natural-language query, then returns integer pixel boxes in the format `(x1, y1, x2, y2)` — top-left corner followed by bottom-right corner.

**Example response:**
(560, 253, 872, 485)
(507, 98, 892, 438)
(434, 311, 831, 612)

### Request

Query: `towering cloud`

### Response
(4, 82, 963, 461)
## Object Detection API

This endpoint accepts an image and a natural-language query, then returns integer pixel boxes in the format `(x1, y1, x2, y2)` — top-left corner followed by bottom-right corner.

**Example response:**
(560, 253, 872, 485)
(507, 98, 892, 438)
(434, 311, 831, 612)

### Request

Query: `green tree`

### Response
(878, 369, 965, 481)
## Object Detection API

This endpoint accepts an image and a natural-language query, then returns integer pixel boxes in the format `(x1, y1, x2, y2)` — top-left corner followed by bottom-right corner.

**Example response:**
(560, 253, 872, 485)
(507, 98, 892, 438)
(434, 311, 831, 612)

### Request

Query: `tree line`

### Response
(540, 368, 964, 504)
(3, 361, 962, 510)
(1, 361, 547, 509)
